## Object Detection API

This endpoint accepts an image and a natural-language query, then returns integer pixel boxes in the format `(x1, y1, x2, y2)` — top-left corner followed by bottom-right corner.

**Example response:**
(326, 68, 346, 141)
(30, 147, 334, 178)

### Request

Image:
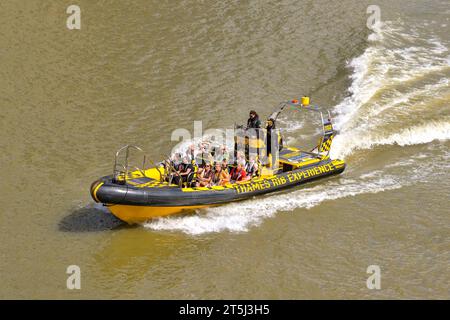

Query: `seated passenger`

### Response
(173, 157, 194, 185)
(171, 153, 183, 171)
(195, 163, 213, 187)
(166, 153, 183, 183)
(221, 158, 230, 173)
(212, 162, 230, 186)
(194, 155, 204, 168)
(229, 163, 247, 182)
(180, 156, 194, 180)
(245, 156, 259, 179)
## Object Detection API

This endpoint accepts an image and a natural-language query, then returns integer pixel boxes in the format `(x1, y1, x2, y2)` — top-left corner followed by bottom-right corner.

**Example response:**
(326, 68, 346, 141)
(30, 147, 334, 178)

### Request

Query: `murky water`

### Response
(0, 0, 449, 299)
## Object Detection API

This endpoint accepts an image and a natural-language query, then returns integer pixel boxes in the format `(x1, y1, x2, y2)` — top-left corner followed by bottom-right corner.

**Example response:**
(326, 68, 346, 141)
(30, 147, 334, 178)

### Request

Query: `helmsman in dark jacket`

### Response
(247, 110, 261, 129)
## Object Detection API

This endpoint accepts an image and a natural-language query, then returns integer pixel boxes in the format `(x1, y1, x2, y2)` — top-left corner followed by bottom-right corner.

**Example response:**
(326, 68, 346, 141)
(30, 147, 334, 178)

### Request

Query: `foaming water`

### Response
(330, 21, 450, 159)
(331, 121, 450, 158)
(144, 174, 402, 234)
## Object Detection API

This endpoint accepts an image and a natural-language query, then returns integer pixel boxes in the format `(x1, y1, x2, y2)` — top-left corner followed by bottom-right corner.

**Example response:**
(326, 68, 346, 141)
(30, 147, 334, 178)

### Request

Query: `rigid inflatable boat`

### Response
(90, 98, 346, 224)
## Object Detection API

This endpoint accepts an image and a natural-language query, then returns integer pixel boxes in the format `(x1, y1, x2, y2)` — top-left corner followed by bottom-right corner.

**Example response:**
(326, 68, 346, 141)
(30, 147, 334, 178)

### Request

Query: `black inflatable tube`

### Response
(93, 162, 345, 207)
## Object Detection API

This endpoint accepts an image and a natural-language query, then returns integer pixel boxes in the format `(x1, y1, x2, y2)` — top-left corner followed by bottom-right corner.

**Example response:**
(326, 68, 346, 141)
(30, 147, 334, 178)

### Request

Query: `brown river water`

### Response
(0, 0, 449, 299)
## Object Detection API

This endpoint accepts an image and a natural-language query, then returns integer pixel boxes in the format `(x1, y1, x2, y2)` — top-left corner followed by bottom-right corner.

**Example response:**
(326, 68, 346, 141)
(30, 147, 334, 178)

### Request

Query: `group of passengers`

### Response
(165, 148, 259, 187)
(164, 110, 269, 187)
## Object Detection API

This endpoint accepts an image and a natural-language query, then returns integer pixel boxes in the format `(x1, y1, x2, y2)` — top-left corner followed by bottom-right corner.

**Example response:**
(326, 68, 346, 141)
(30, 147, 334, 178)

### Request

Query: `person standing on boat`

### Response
(265, 118, 282, 166)
(265, 118, 276, 157)
(247, 110, 261, 129)
(246, 111, 262, 161)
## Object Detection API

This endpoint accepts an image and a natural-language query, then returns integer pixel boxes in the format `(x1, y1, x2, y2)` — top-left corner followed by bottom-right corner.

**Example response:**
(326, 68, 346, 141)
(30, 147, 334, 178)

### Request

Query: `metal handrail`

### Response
(112, 145, 144, 183)
(147, 157, 164, 182)
(112, 145, 170, 184)
(163, 153, 180, 186)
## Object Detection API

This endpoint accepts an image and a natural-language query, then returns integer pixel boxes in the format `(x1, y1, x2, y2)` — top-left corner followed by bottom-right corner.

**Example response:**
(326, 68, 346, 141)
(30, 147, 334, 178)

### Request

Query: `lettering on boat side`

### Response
(233, 163, 334, 194)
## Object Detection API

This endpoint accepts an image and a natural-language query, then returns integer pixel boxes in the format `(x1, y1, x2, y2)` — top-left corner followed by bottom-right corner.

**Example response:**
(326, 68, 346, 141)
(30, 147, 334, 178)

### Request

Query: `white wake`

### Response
(144, 174, 402, 234)
(331, 22, 450, 159)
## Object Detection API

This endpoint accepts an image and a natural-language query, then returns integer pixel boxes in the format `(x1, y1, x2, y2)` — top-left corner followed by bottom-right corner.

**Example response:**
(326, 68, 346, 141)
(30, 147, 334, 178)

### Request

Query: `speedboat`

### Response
(90, 98, 346, 224)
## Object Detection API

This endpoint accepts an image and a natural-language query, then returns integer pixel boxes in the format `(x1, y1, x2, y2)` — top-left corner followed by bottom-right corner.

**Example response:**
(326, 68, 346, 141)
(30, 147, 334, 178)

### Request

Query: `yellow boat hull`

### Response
(108, 204, 211, 224)
(92, 153, 346, 225)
